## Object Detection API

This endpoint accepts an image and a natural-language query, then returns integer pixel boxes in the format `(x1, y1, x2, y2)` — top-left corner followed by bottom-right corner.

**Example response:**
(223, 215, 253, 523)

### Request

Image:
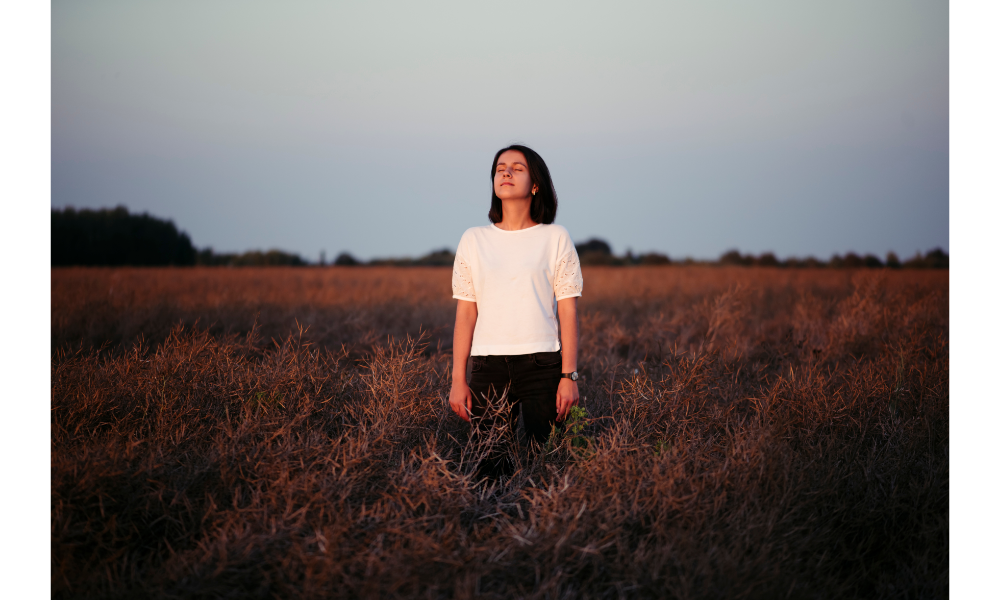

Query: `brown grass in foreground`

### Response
(51, 267, 948, 599)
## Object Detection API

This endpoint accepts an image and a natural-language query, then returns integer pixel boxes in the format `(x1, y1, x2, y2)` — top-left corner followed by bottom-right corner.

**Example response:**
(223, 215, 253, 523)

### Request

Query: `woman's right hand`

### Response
(450, 300, 478, 423)
(449, 381, 474, 422)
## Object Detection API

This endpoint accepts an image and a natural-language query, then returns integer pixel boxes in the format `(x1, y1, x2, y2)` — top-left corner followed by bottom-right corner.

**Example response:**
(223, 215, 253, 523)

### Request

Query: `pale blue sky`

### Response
(52, 0, 948, 261)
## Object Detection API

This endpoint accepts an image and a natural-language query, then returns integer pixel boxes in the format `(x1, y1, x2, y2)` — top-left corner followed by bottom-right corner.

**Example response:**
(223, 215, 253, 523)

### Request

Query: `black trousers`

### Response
(469, 351, 563, 454)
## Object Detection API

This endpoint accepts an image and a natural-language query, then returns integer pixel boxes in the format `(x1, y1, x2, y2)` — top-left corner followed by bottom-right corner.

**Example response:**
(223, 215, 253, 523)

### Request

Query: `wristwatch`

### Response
(561, 371, 579, 381)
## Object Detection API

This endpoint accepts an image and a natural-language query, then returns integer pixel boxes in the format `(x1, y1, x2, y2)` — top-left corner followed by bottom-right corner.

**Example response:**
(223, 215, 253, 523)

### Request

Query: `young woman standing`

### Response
(449, 144, 583, 475)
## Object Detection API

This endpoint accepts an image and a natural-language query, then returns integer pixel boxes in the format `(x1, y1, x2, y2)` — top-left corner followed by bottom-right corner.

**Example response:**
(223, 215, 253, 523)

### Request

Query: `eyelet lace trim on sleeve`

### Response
(554, 254, 583, 299)
(452, 254, 476, 301)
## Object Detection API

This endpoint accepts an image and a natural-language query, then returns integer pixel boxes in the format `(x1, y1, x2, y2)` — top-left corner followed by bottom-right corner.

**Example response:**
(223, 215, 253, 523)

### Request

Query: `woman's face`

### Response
(493, 150, 537, 201)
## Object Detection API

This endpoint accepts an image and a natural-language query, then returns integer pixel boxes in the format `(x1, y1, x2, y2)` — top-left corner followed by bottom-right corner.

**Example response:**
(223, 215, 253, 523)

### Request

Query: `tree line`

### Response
(52, 207, 305, 267)
(52, 206, 197, 266)
(329, 240, 948, 270)
(567, 239, 947, 269)
(51, 207, 948, 269)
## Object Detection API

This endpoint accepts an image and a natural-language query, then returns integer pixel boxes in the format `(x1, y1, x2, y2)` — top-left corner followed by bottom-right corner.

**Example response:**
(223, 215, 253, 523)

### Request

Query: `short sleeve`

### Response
(554, 245, 583, 300)
(452, 250, 476, 302)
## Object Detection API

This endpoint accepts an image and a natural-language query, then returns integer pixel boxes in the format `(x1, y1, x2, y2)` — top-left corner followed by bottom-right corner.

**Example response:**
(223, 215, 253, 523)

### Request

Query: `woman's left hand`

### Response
(556, 379, 579, 422)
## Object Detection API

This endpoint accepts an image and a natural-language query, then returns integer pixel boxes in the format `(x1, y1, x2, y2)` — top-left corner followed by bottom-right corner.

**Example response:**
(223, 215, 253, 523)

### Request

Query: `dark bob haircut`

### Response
(488, 144, 558, 225)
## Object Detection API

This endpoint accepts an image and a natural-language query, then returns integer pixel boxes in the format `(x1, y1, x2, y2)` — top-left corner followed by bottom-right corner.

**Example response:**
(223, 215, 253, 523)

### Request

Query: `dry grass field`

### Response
(51, 266, 948, 599)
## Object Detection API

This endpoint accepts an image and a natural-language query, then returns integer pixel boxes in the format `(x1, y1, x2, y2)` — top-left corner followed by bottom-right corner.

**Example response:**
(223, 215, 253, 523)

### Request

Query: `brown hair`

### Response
(488, 144, 558, 224)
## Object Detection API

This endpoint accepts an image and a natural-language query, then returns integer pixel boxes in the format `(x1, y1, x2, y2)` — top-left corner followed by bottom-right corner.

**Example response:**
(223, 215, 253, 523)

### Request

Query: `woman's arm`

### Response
(449, 300, 478, 422)
(556, 296, 580, 421)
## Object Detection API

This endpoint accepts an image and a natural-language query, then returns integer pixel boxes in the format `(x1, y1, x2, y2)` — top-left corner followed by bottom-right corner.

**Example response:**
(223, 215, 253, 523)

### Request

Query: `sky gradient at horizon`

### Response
(52, 0, 948, 261)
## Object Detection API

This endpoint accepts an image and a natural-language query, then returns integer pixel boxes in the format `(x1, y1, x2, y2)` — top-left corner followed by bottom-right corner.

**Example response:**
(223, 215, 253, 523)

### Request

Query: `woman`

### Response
(449, 144, 583, 475)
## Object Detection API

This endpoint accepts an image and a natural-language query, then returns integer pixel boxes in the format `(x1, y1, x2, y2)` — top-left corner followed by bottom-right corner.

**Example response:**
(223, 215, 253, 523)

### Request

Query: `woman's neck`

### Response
(496, 198, 538, 231)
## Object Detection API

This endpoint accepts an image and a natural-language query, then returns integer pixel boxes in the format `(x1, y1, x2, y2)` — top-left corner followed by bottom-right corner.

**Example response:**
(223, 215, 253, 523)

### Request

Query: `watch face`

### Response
(571, 371, 579, 381)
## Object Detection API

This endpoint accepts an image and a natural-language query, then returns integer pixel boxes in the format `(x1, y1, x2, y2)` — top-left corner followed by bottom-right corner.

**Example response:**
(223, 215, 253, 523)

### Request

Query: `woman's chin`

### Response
(495, 191, 529, 201)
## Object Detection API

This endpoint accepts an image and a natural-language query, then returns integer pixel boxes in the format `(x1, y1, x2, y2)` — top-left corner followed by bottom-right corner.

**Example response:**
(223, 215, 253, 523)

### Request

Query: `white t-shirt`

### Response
(452, 223, 583, 356)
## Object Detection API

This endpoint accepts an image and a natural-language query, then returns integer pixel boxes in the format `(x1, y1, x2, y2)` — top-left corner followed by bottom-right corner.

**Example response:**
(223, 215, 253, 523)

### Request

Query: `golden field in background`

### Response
(51, 266, 948, 598)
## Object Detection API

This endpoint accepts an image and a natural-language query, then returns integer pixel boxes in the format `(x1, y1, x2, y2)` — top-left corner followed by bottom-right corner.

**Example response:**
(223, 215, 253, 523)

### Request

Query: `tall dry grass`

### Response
(51, 266, 948, 599)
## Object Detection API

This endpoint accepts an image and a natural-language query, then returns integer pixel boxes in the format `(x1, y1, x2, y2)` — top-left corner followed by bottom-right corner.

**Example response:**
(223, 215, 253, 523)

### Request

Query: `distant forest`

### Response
(51, 206, 948, 269)
(52, 207, 306, 267)
(52, 206, 197, 266)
